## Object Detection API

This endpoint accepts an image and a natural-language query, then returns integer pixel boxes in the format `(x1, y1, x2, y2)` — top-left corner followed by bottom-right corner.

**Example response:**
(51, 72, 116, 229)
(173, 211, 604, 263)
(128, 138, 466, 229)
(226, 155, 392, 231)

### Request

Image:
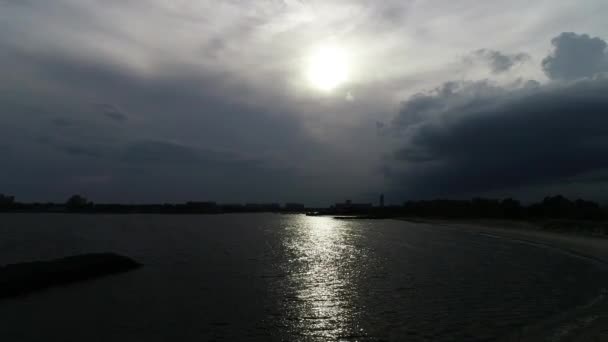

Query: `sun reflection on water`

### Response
(277, 215, 368, 340)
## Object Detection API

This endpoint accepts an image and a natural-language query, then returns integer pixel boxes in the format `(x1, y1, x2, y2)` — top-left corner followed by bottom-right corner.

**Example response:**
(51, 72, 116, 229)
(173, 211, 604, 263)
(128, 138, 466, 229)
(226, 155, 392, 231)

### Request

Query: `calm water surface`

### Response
(0, 213, 607, 341)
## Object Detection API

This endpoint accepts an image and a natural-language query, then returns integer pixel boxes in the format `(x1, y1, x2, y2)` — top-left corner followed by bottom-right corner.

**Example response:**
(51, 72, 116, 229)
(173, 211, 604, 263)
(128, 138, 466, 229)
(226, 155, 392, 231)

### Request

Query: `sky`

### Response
(1, 0, 608, 206)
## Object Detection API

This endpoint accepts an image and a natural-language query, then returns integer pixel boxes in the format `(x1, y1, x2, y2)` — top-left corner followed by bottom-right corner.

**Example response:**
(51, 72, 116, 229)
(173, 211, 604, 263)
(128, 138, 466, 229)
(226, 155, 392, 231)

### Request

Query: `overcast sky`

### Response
(1, 0, 608, 205)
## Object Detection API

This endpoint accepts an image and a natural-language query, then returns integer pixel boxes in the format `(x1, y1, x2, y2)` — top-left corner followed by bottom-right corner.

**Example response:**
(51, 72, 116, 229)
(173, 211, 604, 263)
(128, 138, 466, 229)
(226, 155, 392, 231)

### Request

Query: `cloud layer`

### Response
(467, 49, 530, 74)
(386, 32, 608, 200)
(542, 32, 608, 80)
(388, 77, 608, 196)
(1, 1, 608, 204)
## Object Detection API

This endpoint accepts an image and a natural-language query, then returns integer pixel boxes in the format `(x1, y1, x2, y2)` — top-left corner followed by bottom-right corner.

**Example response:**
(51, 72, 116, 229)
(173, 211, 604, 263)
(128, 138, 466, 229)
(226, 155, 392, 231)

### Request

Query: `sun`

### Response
(305, 46, 350, 92)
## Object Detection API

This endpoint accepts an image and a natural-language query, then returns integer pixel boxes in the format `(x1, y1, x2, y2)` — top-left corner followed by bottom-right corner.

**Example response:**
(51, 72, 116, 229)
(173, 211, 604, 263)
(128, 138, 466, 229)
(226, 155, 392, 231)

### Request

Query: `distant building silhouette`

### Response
(284, 203, 305, 211)
(185, 202, 218, 213)
(380, 194, 385, 208)
(333, 200, 373, 213)
(0, 194, 15, 211)
(221, 204, 244, 212)
(245, 203, 281, 212)
(66, 195, 92, 211)
(0, 194, 15, 205)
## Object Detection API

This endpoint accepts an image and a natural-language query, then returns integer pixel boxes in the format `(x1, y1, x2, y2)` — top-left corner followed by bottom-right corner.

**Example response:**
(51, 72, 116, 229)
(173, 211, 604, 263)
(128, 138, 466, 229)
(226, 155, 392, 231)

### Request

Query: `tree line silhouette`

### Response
(0, 193, 606, 221)
(0, 194, 288, 214)
(394, 196, 605, 220)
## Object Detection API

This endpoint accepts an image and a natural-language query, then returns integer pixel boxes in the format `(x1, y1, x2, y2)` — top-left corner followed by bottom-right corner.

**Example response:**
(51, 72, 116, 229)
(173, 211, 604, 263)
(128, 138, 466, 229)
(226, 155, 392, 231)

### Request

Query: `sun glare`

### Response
(305, 46, 350, 92)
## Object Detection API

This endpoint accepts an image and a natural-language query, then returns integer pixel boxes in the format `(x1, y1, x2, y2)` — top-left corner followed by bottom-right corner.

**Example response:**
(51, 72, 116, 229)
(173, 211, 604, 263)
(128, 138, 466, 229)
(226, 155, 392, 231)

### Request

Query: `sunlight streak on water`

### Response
(278, 216, 367, 340)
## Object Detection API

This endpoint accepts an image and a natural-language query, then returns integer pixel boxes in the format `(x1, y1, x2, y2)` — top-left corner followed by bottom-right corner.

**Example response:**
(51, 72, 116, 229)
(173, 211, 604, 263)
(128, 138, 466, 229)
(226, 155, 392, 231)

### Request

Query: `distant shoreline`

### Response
(399, 218, 608, 261)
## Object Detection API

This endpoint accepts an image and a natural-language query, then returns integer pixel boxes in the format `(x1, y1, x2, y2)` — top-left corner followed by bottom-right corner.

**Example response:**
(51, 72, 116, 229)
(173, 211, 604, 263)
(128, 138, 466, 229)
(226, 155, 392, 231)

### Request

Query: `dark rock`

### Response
(0, 253, 141, 298)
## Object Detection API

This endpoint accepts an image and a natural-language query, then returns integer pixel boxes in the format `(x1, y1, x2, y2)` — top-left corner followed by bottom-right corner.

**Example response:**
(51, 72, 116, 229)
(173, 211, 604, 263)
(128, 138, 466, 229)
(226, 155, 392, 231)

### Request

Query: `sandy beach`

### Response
(403, 219, 608, 342)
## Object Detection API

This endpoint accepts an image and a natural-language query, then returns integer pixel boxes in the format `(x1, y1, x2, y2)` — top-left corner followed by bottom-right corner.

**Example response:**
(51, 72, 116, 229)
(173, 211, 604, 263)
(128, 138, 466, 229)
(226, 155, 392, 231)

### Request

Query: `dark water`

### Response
(0, 214, 606, 341)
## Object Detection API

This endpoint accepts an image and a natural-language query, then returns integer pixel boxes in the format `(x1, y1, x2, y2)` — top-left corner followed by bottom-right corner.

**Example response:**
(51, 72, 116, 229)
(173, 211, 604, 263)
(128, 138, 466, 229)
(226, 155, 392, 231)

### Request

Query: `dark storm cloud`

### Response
(467, 49, 530, 73)
(51, 117, 75, 127)
(383, 32, 608, 199)
(36, 134, 105, 159)
(388, 76, 608, 198)
(96, 104, 128, 122)
(59, 145, 104, 159)
(120, 140, 262, 168)
(0, 48, 314, 202)
(542, 32, 608, 80)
